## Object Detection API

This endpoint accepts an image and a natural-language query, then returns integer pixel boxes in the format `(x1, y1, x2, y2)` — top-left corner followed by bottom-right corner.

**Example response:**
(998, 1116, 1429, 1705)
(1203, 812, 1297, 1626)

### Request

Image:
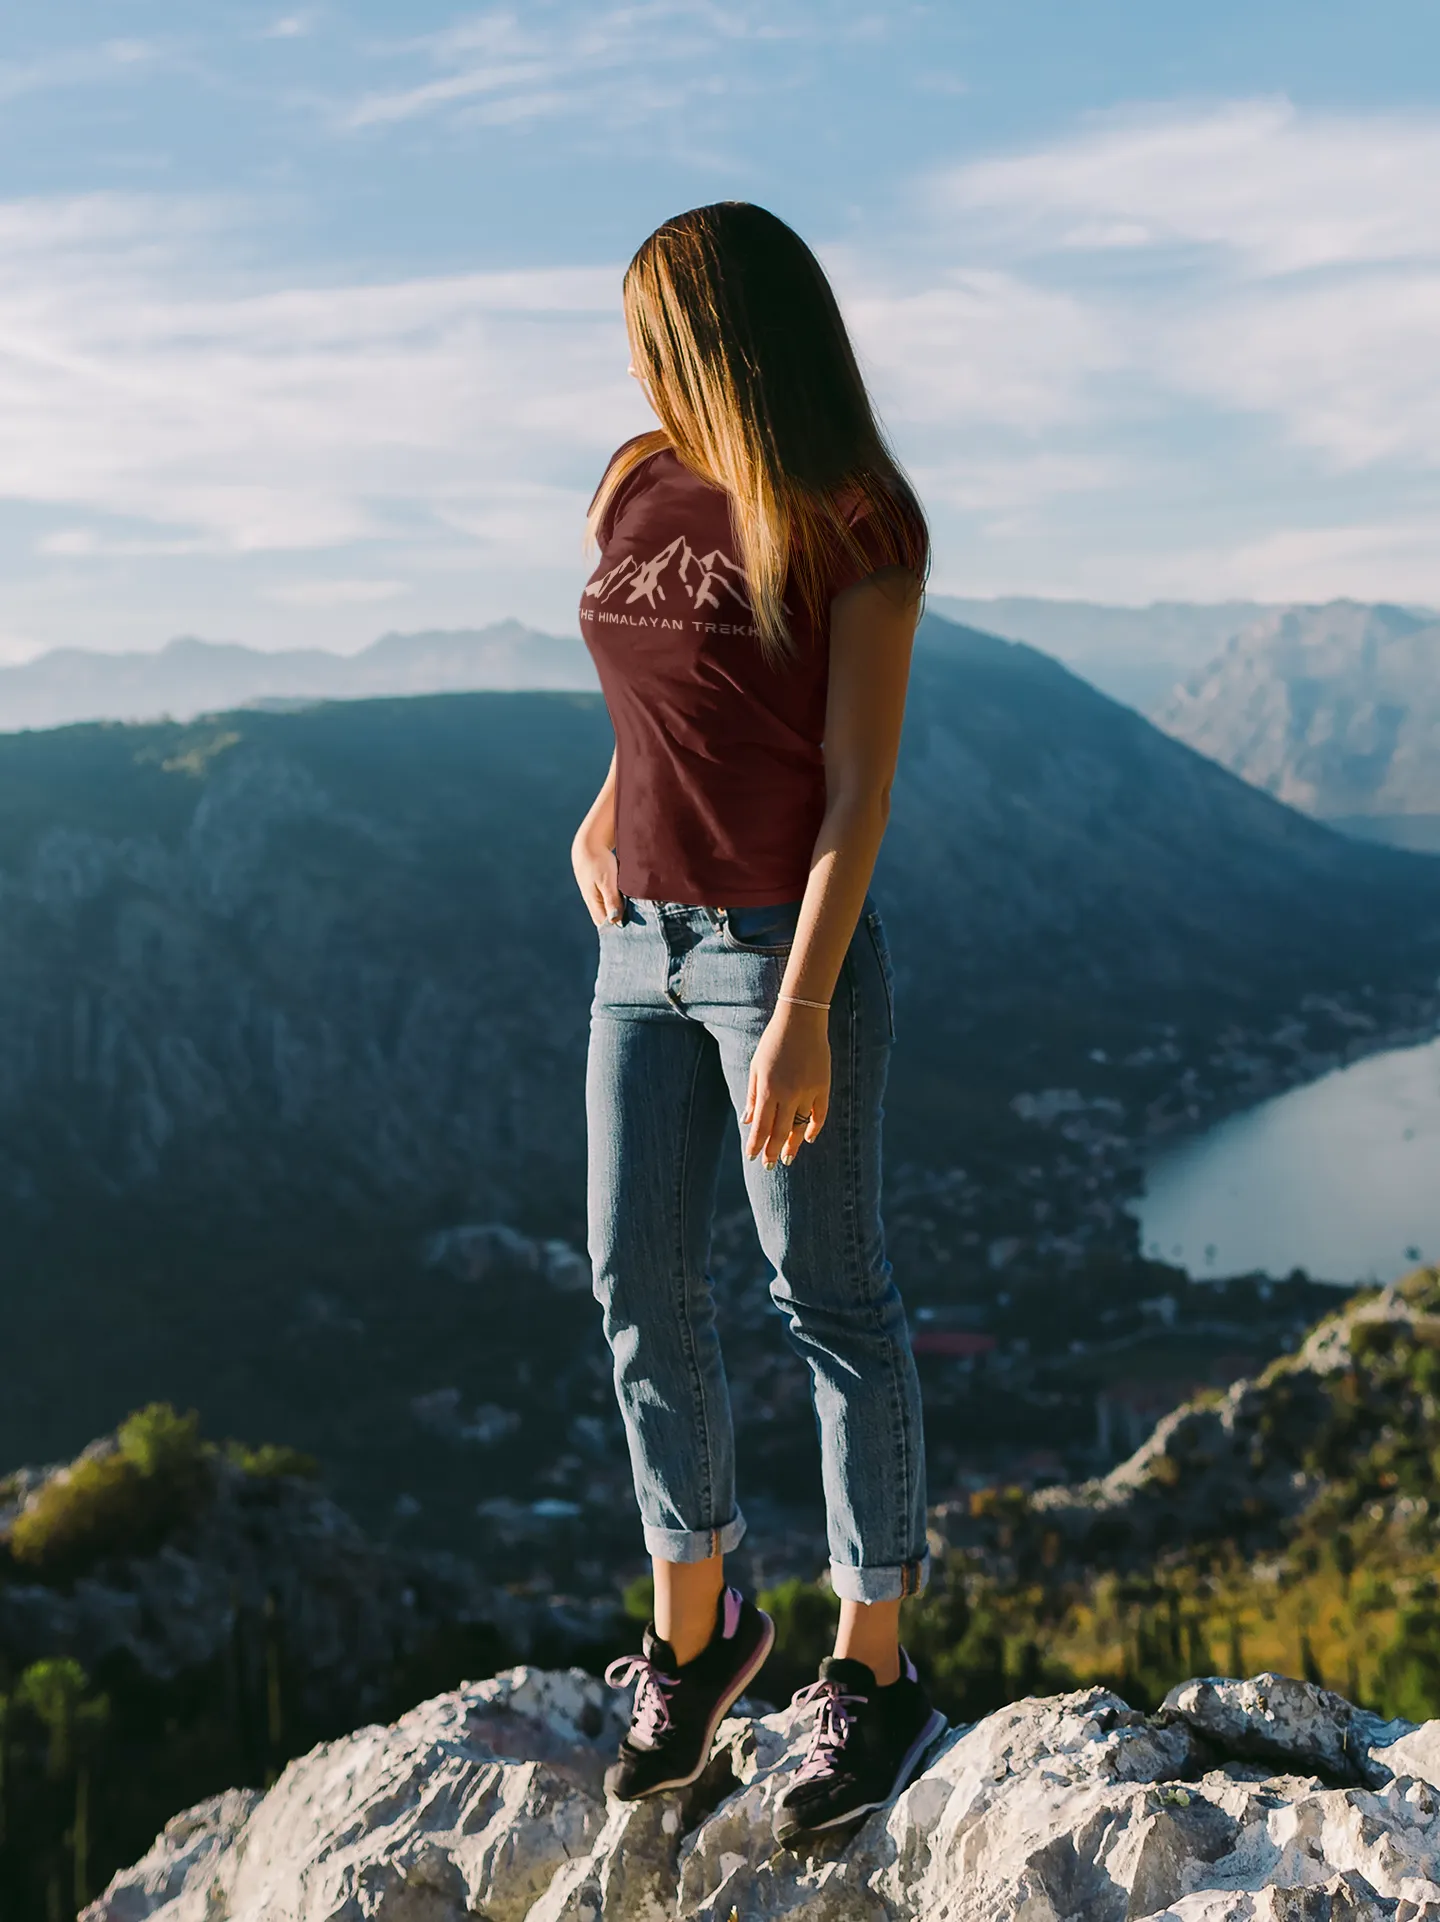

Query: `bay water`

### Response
(1135, 1034, 1440, 1286)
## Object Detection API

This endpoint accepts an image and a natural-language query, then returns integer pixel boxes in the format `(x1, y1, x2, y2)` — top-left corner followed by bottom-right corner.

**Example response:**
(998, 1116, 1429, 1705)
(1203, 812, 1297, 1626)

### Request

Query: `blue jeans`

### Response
(586, 895, 929, 1604)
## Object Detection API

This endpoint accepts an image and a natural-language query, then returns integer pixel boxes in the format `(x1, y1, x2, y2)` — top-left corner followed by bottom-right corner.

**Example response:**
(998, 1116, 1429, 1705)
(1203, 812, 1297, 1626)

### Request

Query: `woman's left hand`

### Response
(743, 1006, 831, 1170)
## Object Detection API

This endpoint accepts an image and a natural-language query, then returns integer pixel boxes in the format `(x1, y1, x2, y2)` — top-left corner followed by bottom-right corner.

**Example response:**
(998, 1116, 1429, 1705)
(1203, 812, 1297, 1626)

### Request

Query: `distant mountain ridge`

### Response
(2, 611, 1435, 1225)
(0, 622, 597, 732)
(929, 596, 1280, 710)
(1156, 600, 1440, 845)
(1, 610, 1437, 1651)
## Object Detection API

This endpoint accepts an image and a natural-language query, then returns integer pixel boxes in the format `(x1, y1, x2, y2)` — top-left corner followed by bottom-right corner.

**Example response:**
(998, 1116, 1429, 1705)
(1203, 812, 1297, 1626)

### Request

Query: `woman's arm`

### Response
(572, 749, 624, 927)
(743, 570, 920, 1168)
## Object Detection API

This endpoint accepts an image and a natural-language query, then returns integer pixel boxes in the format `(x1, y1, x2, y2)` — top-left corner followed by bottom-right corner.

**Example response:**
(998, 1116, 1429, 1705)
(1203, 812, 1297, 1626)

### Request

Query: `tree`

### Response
(15, 1659, 109, 1913)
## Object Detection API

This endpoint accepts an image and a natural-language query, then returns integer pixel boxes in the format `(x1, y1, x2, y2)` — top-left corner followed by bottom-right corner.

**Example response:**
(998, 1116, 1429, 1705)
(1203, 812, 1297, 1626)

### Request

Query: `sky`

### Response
(1, 1, 1438, 660)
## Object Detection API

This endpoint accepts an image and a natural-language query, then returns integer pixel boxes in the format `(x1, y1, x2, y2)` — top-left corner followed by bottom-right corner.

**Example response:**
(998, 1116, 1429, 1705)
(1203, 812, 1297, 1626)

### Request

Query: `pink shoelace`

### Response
(790, 1676, 869, 1784)
(605, 1653, 679, 1749)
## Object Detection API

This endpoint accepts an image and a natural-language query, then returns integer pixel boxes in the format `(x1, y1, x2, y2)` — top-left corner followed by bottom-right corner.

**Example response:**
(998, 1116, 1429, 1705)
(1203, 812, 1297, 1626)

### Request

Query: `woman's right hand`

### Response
(572, 827, 624, 927)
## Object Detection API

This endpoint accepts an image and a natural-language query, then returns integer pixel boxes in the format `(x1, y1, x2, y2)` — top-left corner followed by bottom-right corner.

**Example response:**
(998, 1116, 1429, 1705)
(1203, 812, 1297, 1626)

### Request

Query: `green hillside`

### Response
(0, 614, 1434, 1561)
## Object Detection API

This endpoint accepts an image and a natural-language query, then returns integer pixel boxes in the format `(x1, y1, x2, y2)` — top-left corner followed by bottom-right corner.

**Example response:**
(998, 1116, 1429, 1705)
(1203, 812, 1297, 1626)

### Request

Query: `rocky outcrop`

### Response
(932, 1273, 1440, 1574)
(87, 1664, 1440, 1921)
(0, 1439, 622, 1720)
(1156, 600, 1440, 823)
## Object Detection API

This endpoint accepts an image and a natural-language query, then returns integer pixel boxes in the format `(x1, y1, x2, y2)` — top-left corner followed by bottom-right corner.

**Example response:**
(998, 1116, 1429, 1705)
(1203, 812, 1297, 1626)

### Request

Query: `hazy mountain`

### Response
(1, 607, 1436, 1614)
(2, 611, 1434, 1226)
(0, 622, 597, 732)
(929, 596, 1278, 710)
(1156, 601, 1440, 851)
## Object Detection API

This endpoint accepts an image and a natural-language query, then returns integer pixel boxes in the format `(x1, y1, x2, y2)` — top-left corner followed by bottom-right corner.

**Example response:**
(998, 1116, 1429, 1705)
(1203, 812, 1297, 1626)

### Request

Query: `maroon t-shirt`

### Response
(580, 444, 905, 907)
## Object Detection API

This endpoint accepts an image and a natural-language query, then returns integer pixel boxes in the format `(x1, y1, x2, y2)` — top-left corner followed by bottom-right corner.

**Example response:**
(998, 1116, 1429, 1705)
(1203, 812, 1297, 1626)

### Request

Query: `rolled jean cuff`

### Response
(829, 1550, 931, 1604)
(641, 1511, 747, 1564)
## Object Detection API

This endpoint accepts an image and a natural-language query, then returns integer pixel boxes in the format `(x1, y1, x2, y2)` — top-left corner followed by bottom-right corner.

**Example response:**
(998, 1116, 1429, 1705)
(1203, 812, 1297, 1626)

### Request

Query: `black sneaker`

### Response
(603, 1586, 775, 1799)
(774, 1650, 947, 1843)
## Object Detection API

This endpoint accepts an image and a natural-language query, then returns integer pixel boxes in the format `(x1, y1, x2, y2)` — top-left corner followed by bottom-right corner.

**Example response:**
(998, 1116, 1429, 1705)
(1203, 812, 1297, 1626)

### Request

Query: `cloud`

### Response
(0, 188, 1131, 578)
(0, 630, 44, 668)
(1161, 270, 1440, 472)
(938, 98, 1440, 275)
(264, 578, 408, 607)
(838, 267, 1120, 436)
(343, 2, 831, 135)
(39, 528, 214, 559)
(263, 15, 312, 39)
(1101, 517, 1440, 609)
(0, 194, 640, 557)
(913, 450, 1128, 518)
(0, 38, 165, 103)
(916, 100, 1440, 484)
(8, 96, 1440, 631)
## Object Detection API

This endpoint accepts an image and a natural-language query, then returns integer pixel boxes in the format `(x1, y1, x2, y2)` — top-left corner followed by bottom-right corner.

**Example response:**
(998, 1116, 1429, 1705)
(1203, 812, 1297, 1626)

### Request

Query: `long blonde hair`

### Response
(587, 202, 927, 662)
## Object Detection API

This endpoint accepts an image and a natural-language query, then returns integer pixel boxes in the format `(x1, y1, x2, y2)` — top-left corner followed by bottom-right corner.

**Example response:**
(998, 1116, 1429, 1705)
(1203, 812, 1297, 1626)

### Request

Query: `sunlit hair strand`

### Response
(586, 202, 928, 663)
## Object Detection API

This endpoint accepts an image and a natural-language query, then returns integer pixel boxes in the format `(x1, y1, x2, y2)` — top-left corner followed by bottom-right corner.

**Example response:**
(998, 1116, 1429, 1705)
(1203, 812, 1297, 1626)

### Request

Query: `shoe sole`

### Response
(608, 1609, 777, 1800)
(774, 1706, 949, 1844)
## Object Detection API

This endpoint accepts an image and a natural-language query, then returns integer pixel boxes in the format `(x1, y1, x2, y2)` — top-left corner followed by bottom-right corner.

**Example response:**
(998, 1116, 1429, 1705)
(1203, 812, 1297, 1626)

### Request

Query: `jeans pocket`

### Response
(865, 908, 897, 1041)
(719, 899, 803, 955)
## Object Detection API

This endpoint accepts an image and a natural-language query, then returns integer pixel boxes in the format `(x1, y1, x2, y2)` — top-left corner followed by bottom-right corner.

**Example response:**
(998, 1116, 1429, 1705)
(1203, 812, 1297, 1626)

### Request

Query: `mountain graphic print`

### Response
(583, 537, 751, 615)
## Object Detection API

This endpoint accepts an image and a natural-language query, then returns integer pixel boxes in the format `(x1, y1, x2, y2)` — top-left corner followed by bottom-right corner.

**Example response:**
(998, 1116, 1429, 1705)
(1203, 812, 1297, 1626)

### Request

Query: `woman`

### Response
(573, 202, 943, 1843)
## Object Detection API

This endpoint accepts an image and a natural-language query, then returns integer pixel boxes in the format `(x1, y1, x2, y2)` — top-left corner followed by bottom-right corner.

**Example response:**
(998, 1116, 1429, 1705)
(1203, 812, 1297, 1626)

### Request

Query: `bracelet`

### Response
(778, 993, 831, 1011)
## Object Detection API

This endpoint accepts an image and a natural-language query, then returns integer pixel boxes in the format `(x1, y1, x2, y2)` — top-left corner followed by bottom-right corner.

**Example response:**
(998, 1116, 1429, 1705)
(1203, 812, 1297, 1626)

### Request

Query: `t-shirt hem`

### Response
(619, 873, 809, 909)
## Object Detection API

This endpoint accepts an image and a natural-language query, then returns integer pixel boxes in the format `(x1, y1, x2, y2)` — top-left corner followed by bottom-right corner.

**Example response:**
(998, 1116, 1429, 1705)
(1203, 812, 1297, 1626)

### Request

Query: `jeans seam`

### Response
(865, 911, 897, 1043)
(675, 1034, 717, 1531)
(846, 944, 912, 1570)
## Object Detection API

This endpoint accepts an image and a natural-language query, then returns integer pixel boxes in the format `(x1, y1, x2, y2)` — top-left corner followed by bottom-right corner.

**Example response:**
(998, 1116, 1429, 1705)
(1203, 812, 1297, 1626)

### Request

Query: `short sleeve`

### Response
(825, 488, 927, 599)
(591, 436, 660, 550)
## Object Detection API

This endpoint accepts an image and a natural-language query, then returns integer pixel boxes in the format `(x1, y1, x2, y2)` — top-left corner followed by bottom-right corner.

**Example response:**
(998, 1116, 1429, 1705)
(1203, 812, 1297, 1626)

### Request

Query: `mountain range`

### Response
(2, 600, 1259, 734)
(3, 611, 1434, 1225)
(928, 595, 1281, 711)
(1156, 600, 1440, 851)
(1, 610, 1437, 1555)
(0, 622, 596, 732)
(8, 600, 1438, 861)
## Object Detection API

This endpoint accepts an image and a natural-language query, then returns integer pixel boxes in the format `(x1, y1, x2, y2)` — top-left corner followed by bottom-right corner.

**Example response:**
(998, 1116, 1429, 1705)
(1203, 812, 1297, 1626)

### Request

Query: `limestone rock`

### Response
(1163, 1674, 1415, 1788)
(92, 1791, 262, 1922)
(1376, 1724, 1440, 1794)
(87, 1669, 1440, 1922)
(961, 1284, 1440, 1579)
(85, 1667, 630, 1922)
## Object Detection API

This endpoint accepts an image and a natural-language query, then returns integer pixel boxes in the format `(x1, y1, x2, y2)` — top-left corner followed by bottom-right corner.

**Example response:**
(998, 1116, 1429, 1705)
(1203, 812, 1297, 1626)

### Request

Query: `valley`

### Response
(0, 612, 1436, 1573)
(1, 612, 1438, 1914)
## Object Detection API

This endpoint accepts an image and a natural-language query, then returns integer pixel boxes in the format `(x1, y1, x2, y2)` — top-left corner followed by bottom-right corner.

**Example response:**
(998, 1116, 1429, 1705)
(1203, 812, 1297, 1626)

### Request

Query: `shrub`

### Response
(117, 1404, 206, 1480)
(622, 1574, 654, 1623)
(9, 1403, 212, 1581)
(1399, 1268, 1440, 1310)
(224, 1441, 320, 1480)
(1376, 1584, 1440, 1722)
(1349, 1320, 1400, 1362)
(757, 1578, 842, 1703)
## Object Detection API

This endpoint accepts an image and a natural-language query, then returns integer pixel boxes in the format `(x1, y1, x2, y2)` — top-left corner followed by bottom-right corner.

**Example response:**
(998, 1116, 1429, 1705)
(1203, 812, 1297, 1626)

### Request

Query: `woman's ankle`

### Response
(653, 1553, 726, 1664)
(833, 1596, 902, 1685)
